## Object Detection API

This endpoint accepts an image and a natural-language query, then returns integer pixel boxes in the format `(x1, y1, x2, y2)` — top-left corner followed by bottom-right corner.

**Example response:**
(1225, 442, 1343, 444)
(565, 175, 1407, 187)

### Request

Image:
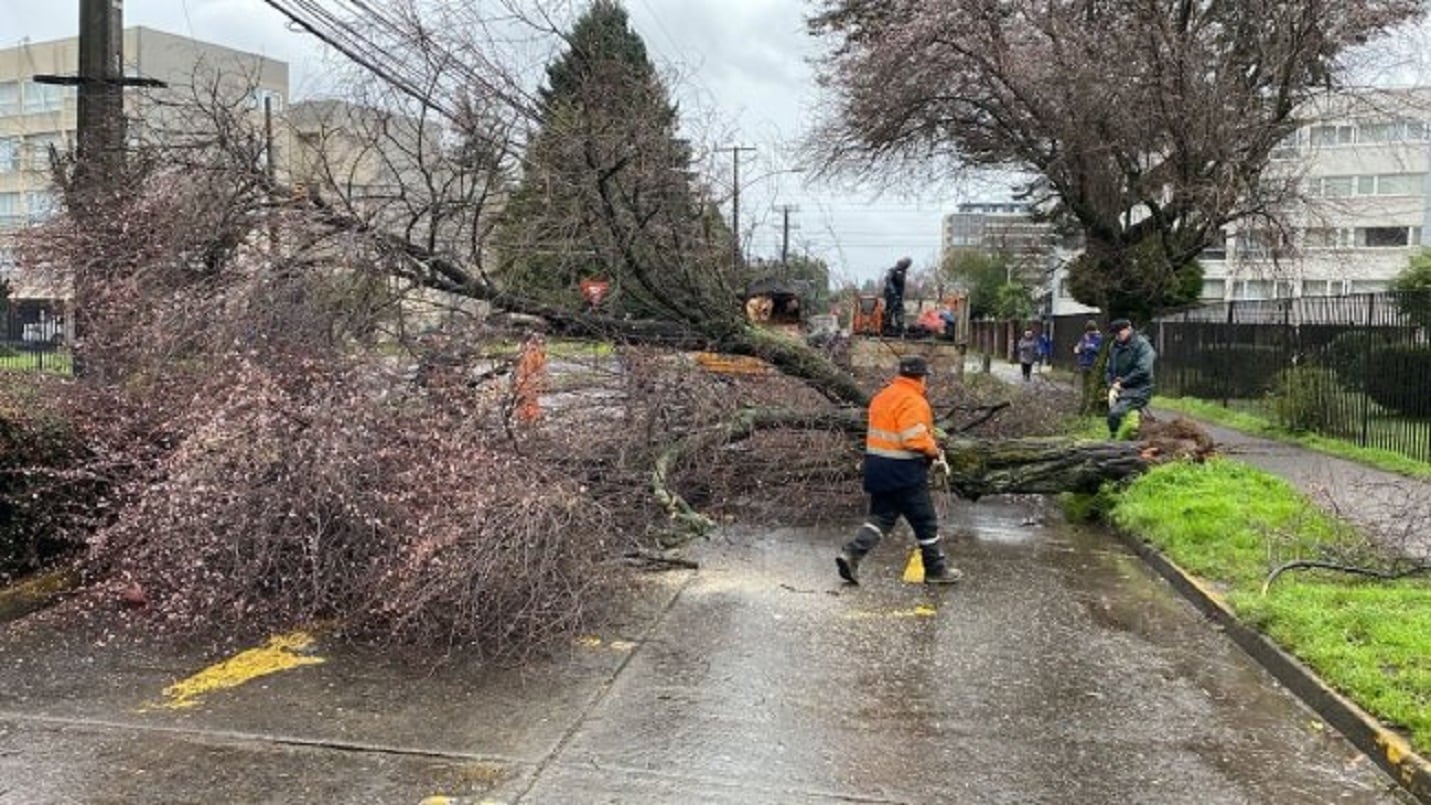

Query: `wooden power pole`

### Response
(34, 1, 161, 376)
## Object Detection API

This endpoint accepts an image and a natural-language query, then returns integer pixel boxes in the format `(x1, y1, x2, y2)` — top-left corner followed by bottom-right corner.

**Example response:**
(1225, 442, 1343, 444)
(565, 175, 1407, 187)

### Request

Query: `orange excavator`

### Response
(851, 295, 886, 336)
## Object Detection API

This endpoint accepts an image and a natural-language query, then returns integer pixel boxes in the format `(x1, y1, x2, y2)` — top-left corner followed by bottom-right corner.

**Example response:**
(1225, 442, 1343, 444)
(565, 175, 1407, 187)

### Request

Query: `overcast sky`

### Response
(0, 0, 1023, 287)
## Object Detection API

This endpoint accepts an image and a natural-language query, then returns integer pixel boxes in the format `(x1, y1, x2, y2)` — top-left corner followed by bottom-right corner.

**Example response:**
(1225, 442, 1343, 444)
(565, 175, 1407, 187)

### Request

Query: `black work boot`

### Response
(836, 551, 861, 585)
(924, 562, 963, 585)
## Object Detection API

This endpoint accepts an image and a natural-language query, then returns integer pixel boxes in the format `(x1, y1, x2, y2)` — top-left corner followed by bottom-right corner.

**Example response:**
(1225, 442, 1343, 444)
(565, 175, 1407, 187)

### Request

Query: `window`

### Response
(1356, 119, 1428, 144)
(1234, 280, 1273, 300)
(1350, 280, 1387, 293)
(0, 192, 22, 229)
(1235, 229, 1286, 259)
(1310, 125, 1355, 146)
(25, 192, 55, 222)
(1200, 279, 1226, 300)
(247, 88, 284, 112)
(1359, 121, 1400, 142)
(1303, 227, 1352, 249)
(1357, 176, 1376, 195)
(0, 138, 16, 173)
(1321, 176, 1354, 197)
(1375, 173, 1421, 196)
(0, 81, 17, 115)
(22, 81, 64, 114)
(1357, 226, 1413, 248)
(1270, 130, 1302, 160)
(25, 134, 63, 171)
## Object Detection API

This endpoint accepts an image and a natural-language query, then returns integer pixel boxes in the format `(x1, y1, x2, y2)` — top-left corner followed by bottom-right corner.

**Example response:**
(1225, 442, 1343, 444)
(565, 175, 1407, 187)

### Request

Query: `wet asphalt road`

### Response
(0, 497, 1410, 803)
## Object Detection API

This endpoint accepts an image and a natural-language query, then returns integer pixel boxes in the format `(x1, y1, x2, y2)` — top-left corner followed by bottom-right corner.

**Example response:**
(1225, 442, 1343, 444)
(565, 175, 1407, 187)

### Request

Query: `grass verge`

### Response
(1105, 458, 1431, 754)
(1153, 395, 1431, 480)
(0, 350, 73, 375)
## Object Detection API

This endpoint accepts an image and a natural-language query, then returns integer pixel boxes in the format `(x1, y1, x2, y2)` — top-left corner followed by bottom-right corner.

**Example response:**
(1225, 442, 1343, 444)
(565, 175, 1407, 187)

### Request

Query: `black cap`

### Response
(1109, 318, 1132, 332)
(898, 355, 930, 377)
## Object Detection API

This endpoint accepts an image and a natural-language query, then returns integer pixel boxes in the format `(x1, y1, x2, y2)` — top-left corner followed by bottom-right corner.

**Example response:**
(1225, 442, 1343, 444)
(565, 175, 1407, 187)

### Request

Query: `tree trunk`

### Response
(940, 438, 1146, 500)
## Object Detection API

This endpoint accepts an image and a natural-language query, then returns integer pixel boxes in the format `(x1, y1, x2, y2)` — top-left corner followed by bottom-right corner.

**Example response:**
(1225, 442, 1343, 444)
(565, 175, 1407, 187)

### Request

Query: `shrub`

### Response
(1322, 330, 1391, 390)
(0, 380, 123, 581)
(1365, 346, 1431, 418)
(1267, 365, 1338, 433)
(85, 359, 629, 656)
(1181, 343, 1285, 399)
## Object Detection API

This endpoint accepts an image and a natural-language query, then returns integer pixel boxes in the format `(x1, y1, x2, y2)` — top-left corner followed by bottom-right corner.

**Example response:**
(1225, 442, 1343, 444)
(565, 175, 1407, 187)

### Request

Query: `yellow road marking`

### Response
(154, 631, 324, 711)
(845, 604, 938, 620)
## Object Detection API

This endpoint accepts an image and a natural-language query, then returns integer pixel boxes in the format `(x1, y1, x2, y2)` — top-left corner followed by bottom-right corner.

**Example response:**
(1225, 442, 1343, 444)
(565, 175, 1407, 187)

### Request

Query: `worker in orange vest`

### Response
(837, 355, 962, 585)
(513, 332, 547, 424)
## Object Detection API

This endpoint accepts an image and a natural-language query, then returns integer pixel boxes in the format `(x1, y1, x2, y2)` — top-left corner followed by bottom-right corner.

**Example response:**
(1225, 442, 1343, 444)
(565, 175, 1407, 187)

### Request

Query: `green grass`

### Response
(0, 350, 72, 375)
(1154, 395, 1431, 480)
(1111, 459, 1431, 753)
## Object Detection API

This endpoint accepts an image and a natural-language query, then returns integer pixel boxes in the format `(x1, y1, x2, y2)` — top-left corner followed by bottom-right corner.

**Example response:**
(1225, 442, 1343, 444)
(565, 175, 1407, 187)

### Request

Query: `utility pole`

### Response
(775, 203, 799, 267)
(720, 145, 755, 269)
(35, 1, 161, 376)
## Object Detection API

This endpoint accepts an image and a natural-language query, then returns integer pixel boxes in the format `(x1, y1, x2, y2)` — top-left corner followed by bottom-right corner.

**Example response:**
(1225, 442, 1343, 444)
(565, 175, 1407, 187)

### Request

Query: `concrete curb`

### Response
(0, 567, 79, 624)
(1113, 529, 1431, 802)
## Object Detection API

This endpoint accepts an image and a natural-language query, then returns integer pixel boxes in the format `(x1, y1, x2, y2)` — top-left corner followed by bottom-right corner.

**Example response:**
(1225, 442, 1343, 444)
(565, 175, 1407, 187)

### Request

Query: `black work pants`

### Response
(844, 484, 946, 571)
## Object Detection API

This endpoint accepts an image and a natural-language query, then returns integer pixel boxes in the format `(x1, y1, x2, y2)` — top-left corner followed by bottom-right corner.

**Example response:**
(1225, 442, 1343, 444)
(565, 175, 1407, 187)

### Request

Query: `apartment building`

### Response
(1203, 87, 1431, 301)
(0, 27, 287, 335)
(942, 202, 1058, 280)
(940, 201, 1092, 316)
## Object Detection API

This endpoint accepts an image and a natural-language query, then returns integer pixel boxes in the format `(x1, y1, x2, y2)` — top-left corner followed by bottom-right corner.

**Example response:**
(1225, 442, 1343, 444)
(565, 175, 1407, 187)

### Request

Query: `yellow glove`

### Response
(931, 451, 950, 476)
(1107, 386, 1119, 407)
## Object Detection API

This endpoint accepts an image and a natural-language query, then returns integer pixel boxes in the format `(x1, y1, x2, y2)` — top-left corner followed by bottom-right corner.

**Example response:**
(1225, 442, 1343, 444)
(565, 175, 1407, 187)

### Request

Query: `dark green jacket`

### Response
(1106, 332, 1156, 406)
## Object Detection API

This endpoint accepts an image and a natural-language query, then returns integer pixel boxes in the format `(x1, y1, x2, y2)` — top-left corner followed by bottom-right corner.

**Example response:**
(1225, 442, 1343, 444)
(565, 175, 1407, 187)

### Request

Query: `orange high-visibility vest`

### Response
(865, 376, 938, 460)
(863, 375, 939, 493)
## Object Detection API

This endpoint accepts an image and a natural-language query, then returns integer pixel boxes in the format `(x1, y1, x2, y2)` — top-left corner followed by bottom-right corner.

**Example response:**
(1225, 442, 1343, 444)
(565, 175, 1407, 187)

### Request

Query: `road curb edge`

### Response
(1114, 528, 1431, 803)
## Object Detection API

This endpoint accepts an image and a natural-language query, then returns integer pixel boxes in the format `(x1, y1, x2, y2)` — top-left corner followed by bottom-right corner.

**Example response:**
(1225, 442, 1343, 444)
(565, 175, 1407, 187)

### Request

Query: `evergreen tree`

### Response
(497, 0, 724, 319)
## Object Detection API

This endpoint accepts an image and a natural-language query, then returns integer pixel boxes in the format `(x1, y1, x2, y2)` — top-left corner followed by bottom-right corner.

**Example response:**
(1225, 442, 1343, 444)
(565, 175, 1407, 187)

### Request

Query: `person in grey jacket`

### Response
(1016, 329, 1039, 381)
(1104, 318, 1155, 437)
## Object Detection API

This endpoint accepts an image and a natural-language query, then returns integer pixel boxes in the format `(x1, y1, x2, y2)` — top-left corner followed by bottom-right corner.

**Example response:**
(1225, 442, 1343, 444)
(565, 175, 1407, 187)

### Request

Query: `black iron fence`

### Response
(1, 299, 71, 374)
(1154, 292, 1431, 462)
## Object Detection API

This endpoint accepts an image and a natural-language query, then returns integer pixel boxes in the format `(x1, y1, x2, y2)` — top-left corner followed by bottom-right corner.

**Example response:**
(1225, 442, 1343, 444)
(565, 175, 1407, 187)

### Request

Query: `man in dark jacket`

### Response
(882, 257, 911, 334)
(1105, 318, 1156, 437)
(837, 355, 961, 585)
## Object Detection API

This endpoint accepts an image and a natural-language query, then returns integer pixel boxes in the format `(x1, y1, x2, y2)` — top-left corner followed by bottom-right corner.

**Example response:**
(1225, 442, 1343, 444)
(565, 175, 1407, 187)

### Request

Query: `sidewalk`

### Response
(1150, 410, 1431, 560)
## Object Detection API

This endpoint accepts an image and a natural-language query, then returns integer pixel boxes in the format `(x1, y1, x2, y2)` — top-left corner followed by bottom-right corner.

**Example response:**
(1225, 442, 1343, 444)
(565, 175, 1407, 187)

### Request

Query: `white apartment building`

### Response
(1207, 87, 1431, 301)
(1039, 87, 1431, 315)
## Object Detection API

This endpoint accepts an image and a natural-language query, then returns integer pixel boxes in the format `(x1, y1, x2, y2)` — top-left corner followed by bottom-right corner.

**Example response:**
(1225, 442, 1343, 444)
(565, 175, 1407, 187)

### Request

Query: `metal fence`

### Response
(0, 341, 69, 374)
(1, 299, 71, 374)
(1153, 292, 1431, 462)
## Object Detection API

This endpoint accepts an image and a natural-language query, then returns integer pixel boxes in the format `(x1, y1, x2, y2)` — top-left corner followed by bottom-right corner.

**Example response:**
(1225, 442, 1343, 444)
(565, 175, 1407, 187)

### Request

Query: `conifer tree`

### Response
(498, 0, 727, 319)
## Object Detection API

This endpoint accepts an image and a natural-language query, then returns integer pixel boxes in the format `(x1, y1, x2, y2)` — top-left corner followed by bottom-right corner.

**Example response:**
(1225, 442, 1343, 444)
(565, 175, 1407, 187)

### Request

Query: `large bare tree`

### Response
(808, 0, 1425, 320)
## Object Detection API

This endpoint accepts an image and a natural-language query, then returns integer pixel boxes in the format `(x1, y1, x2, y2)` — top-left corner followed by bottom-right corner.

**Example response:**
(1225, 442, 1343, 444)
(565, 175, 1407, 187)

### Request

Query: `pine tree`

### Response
(497, 0, 721, 319)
